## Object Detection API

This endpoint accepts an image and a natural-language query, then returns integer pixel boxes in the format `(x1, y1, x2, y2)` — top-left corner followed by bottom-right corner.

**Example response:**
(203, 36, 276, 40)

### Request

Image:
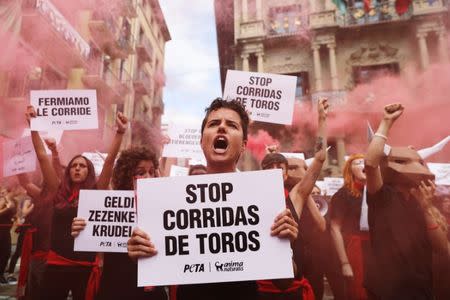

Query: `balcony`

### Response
(136, 38, 153, 63)
(339, 1, 412, 27)
(119, 0, 138, 18)
(89, 12, 131, 59)
(239, 19, 266, 40)
(20, 0, 90, 73)
(412, 0, 447, 16)
(133, 69, 152, 95)
(309, 10, 338, 29)
(82, 61, 127, 104)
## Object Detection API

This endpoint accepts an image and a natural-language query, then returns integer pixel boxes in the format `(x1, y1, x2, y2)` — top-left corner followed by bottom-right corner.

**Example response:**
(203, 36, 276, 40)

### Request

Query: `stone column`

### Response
(312, 44, 323, 91)
(417, 32, 429, 69)
(437, 29, 449, 63)
(256, 52, 264, 72)
(241, 53, 250, 71)
(328, 43, 339, 90)
(242, 0, 248, 22)
(336, 137, 346, 170)
(256, 0, 262, 20)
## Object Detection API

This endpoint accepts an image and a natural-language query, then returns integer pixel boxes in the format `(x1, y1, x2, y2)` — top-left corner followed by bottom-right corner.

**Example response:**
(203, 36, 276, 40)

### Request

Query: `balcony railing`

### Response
(133, 69, 152, 95)
(22, 0, 90, 58)
(412, 0, 447, 15)
(239, 20, 266, 39)
(266, 16, 308, 38)
(339, 1, 412, 27)
(136, 37, 153, 62)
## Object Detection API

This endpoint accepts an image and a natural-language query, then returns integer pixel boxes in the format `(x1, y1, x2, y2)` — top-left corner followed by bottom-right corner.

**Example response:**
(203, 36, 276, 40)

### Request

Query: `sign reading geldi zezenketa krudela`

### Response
(74, 190, 136, 253)
(30, 89, 98, 131)
(136, 169, 294, 286)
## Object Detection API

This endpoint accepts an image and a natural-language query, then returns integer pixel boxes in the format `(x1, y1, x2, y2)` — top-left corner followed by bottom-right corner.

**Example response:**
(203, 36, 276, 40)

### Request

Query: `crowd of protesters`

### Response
(0, 98, 449, 300)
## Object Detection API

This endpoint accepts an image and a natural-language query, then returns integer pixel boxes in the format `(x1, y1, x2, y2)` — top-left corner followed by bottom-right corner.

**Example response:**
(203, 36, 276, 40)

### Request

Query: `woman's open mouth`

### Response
(213, 136, 229, 154)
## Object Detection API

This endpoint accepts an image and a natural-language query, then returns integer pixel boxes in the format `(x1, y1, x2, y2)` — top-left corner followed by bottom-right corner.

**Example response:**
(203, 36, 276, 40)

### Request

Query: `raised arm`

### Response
(17, 173, 41, 199)
(305, 195, 326, 232)
(26, 106, 60, 194)
(96, 112, 128, 189)
(290, 98, 328, 216)
(44, 138, 63, 179)
(365, 104, 404, 194)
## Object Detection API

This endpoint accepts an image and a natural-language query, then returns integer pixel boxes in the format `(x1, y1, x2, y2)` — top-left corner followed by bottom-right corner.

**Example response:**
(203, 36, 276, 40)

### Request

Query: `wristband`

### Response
(341, 262, 350, 266)
(374, 133, 387, 140)
(116, 129, 126, 134)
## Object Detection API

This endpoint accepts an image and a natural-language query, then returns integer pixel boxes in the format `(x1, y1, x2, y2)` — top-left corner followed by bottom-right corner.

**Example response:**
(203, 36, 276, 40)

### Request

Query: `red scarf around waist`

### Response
(258, 277, 315, 300)
(47, 250, 101, 300)
(17, 227, 36, 298)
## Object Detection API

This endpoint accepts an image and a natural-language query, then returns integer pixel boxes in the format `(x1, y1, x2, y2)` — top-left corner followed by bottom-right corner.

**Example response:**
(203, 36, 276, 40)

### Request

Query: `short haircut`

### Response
(261, 153, 288, 170)
(201, 98, 249, 141)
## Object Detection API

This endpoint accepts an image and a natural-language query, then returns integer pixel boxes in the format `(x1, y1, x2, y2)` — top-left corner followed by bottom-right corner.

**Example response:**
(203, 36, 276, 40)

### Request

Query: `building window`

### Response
(268, 5, 304, 35)
(353, 63, 399, 85)
(286, 72, 309, 99)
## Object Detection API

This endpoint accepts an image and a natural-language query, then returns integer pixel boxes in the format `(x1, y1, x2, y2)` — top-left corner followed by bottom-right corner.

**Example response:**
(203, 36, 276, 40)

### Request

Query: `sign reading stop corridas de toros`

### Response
(30, 89, 98, 131)
(74, 190, 136, 253)
(223, 70, 297, 125)
(136, 169, 294, 286)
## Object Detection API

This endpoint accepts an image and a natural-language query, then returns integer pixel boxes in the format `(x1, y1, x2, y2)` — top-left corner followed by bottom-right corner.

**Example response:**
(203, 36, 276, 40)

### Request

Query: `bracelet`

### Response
(374, 133, 387, 140)
(341, 262, 350, 266)
(116, 129, 126, 134)
(427, 224, 439, 230)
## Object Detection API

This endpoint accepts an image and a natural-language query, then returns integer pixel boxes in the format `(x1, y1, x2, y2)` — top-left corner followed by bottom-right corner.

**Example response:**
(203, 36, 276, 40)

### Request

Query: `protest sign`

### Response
(136, 169, 293, 286)
(223, 70, 296, 125)
(3, 136, 36, 177)
(74, 190, 136, 253)
(170, 165, 190, 177)
(82, 152, 107, 176)
(30, 89, 98, 131)
(427, 163, 450, 186)
(162, 123, 205, 160)
(324, 177, 344, 196)
(281, 152, 305, 160)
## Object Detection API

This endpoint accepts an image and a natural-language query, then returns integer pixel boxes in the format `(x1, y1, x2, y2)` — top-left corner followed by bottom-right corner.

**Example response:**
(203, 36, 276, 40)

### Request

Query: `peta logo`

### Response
(215, 261, 244, 272)
(183, 264, 205, 273)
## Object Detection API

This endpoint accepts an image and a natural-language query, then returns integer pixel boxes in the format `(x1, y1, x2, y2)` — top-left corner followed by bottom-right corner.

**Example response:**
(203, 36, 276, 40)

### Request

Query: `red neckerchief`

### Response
(353, 181, 364, 192)
(67, 189, 80, 204)
(284, 188, 289, 199)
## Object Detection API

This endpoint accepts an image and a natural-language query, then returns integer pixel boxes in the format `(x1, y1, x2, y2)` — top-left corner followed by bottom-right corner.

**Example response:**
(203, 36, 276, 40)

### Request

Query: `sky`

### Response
(159, 0, 222, 124)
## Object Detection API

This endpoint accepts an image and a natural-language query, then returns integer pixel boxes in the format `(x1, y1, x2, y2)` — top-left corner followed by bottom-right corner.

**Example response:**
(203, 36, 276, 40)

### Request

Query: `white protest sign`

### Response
(3, 136, 36, 177)
(315, 180, 326, 195)
(324, 177, 344, 196)
(137, 169, 293, 286)
(82, 152, 107, 177)
(30, 89, 98, 131)
(281, 152, 305, 160)
(74, 190, 136, 253)
(162, 123, 205, 160)
(189, 157, 207, 166)
(427, 163, 450, 186)
(223, 70, 297, 125)
(170, 165, 189, 177)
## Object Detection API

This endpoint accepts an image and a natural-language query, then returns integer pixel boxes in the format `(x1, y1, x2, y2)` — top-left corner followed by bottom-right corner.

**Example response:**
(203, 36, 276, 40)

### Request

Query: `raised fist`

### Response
(383, 103, 404, 123)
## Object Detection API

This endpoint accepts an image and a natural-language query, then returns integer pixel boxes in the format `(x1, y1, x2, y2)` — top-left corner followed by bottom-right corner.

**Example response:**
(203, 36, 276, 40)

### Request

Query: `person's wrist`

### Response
(116, 128, 126, 134)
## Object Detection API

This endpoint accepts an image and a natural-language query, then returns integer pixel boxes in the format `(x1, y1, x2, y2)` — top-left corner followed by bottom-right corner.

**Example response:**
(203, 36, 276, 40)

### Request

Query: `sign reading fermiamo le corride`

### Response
(30, 89, 98, 131)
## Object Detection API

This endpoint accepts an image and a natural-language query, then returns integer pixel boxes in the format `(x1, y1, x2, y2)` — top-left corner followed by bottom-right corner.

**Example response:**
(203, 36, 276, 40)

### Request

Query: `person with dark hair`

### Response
(26, 105, 128, 300)
(71, 147, 167, 300)
(258, 98, 328, 300)
(0, 186, 16, 285)
(365, 103, 449, 299)
(128, 98, 298, 300)
(188, 164, 207, 176)
(329, 153, 373, 300)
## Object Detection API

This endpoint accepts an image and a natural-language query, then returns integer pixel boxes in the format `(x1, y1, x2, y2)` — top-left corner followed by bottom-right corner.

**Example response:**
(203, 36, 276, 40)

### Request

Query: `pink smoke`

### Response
(247, 129, 279, 161)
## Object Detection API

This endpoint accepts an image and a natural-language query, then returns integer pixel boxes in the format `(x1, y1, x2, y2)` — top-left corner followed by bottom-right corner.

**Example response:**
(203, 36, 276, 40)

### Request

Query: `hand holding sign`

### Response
(270, 208, 298, 243)
(128, 227, 158, 261)
(25, 105, 37, 126)
(71, 217, 87, 238)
